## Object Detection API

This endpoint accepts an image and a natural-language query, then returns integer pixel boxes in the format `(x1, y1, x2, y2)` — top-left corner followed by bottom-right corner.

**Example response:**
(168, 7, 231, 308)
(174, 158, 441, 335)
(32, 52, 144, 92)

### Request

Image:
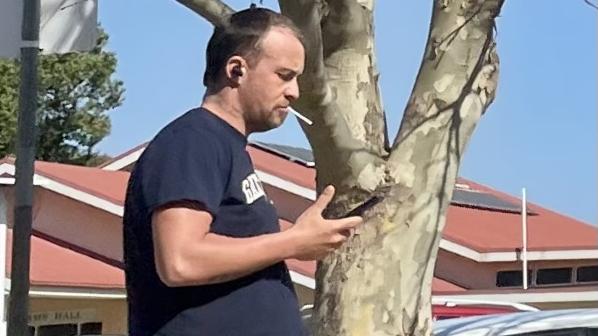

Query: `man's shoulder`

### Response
(149, 110, 230, 153)
(157, 108, 239, 146)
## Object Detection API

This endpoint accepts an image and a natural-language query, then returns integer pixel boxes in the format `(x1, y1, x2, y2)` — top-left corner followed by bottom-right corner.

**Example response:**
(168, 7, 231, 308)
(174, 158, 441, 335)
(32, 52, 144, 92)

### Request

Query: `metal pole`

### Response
(522, 188, 528, 290)
(0, 189, 8, 336)
(7, 0, 40, 334)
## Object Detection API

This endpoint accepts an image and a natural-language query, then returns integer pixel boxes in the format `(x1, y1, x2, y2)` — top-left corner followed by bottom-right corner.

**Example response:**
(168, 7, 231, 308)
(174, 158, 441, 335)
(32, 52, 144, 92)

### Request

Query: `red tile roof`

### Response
(5, 229, 124, 289)
(248, 146, 316, 189)
(1, 157, 129, 206)
(247, 148, 597, 251)
(3, 146, 591, 292)
(3, 143, 595, 257)
(445, 178, 597, 252)
(444, 205, 597, 252)
(34, 161, 130, 206)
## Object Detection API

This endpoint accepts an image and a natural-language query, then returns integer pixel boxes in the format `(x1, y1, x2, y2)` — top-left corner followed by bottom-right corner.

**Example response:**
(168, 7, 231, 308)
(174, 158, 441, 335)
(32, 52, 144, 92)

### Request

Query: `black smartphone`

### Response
(345, 195, 384, 217)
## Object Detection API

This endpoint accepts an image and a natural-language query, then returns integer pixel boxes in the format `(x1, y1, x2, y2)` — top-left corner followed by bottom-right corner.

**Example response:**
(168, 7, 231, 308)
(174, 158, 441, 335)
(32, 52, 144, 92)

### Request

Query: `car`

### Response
(301, 299, 539, 334)
(300, 298, 538, 324)
(431, 297, 538, 320)
(433, 308, 598, 336)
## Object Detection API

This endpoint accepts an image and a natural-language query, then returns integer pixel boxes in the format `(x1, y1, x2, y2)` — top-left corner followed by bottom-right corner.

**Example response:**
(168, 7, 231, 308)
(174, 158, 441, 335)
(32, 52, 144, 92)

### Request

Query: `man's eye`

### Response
(278, 73, 295, 81)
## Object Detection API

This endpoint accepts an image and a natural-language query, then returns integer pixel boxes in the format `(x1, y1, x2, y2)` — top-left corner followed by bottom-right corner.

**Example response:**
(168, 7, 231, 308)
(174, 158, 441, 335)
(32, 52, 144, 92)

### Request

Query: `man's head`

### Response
(203, 7, 305, 133)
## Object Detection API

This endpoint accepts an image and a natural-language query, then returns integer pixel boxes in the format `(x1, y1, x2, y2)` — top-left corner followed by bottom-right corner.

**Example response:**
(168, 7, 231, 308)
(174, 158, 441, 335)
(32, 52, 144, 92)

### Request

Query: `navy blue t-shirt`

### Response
(123, 108, 305, 335)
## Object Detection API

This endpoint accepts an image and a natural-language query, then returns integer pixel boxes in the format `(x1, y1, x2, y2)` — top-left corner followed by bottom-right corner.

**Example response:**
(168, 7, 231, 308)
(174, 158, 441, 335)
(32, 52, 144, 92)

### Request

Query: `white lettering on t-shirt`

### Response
(241, 173, 265, 204)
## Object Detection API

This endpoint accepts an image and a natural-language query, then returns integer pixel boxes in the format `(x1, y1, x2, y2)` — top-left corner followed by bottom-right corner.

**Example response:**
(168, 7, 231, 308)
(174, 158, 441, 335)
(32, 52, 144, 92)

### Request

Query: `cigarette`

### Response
(289, 107, 313, 125)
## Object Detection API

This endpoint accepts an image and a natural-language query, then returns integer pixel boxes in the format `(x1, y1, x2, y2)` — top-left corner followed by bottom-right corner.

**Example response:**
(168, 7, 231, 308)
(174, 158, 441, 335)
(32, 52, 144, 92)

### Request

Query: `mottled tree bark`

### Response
(312, 1, 504, 335)
(180, 0, 504, 335)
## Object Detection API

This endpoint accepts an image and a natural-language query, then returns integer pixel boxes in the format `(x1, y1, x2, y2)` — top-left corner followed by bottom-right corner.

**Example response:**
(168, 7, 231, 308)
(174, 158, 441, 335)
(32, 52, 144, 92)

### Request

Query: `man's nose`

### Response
(285, 79, 300, 101)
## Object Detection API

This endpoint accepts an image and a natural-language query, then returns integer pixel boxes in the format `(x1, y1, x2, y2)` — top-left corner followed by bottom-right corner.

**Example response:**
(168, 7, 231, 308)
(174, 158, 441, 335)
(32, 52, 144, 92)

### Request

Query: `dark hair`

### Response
(203, 7, 304, 87)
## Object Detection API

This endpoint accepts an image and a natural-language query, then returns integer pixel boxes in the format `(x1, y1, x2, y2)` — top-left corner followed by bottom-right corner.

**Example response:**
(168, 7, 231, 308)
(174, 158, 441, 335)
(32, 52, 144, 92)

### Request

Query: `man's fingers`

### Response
(339, 228, 356, 238)
(333, 216, 363, 231)
(312, 185, 335, 212)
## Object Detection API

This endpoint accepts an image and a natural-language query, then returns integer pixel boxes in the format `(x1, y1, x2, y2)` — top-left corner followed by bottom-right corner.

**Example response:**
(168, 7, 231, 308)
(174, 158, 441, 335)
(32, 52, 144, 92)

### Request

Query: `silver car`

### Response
(434, 308, 598, 336)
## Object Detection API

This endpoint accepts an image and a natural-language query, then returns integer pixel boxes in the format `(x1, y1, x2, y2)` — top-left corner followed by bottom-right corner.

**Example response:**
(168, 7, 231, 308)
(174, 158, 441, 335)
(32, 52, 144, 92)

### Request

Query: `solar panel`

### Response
(452, 188, 534, 214)
(252, 142, 315, 167)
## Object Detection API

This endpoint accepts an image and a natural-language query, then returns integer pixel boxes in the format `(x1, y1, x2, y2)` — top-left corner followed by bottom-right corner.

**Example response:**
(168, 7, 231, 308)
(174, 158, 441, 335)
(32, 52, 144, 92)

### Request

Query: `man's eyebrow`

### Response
(283, 69, 305, 78)
(279, 68, 299, 76)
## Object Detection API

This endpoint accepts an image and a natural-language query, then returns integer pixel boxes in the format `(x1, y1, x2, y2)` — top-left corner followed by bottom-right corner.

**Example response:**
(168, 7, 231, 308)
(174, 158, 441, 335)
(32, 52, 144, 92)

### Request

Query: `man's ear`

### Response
(225, 57, 246, 84)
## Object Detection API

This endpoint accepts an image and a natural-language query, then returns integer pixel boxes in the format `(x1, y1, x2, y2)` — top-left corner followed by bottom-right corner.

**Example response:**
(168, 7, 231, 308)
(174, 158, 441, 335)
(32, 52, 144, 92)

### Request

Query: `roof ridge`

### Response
(98, 141, 150, 168)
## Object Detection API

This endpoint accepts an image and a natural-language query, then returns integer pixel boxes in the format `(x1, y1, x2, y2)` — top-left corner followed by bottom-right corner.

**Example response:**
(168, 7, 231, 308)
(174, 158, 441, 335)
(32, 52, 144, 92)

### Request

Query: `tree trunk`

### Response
(284, 1, 504, 335)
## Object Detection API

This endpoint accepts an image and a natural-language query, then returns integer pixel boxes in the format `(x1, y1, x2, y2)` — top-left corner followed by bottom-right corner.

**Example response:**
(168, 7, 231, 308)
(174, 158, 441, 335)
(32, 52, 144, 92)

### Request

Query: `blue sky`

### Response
(97, 0, 596, 224)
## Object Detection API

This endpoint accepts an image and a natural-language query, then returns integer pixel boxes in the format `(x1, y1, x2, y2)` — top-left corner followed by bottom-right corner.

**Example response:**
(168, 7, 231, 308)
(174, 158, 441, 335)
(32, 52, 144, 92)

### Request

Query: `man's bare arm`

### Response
(152, 186, 362, 287)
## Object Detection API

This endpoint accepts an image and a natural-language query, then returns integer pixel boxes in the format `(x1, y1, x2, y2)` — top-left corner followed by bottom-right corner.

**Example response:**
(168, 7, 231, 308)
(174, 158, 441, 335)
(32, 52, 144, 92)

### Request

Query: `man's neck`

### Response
(201, 92, 248, 136)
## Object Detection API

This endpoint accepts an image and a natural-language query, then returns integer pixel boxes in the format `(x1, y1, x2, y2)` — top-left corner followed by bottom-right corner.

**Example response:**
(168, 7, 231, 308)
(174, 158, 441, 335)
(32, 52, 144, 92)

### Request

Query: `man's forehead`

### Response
(261, 28, 302, 50)
(264, 26, 302, 42)
(259, 27, 305, 69)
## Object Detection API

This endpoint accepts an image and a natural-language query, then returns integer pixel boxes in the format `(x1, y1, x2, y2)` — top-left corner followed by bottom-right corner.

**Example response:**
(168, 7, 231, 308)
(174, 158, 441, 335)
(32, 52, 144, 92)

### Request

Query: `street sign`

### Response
(0, 0, 97, 59)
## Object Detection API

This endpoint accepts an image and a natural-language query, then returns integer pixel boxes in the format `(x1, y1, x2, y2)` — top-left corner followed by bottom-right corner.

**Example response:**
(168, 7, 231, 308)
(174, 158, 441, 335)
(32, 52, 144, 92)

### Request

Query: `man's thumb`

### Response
(313, 185, 335, 212)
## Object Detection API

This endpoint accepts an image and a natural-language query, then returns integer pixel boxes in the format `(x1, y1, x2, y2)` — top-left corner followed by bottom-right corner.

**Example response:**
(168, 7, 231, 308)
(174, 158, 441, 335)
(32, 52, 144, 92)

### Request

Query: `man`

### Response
(123, 7, 362, 336)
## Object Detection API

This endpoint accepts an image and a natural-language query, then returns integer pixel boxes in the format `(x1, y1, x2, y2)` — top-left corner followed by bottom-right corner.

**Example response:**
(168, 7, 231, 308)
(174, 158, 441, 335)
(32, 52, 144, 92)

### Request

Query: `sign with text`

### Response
(0, 0, 98, 59)
(28, 308, 96, 326)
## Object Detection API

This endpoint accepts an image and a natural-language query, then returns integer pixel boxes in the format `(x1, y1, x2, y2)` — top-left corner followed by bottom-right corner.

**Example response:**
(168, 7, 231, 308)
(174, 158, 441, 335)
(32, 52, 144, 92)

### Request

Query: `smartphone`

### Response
(345, 195, 384, 217)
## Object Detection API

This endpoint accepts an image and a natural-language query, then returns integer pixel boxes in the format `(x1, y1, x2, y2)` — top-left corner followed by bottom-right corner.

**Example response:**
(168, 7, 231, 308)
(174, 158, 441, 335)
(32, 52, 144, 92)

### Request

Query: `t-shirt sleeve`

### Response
(138, 127, 229, 216)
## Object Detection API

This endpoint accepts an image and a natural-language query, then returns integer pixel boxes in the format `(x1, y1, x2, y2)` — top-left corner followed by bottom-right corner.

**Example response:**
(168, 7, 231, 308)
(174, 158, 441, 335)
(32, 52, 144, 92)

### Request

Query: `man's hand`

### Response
(151, 185, 362, 286)
(288, 185, 363, 260)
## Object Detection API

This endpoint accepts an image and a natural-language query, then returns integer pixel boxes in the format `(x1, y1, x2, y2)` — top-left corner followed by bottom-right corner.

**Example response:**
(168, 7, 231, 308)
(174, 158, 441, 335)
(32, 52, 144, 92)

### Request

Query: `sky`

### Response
(97, 0, 596, 224)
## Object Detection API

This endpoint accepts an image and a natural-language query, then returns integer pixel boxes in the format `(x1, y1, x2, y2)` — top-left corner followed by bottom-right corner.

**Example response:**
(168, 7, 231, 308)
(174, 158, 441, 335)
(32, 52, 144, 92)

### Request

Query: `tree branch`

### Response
(277, 0, 389, 195)
(584, 0, 598, 10)
(175, 0, 234, 27)
(387, 0, 504, 185)
(319, 0, 387, 154)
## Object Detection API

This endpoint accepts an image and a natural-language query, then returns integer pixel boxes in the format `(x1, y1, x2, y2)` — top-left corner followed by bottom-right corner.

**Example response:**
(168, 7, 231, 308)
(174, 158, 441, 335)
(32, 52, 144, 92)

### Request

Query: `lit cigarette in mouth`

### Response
(289, 107, 313, 125)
